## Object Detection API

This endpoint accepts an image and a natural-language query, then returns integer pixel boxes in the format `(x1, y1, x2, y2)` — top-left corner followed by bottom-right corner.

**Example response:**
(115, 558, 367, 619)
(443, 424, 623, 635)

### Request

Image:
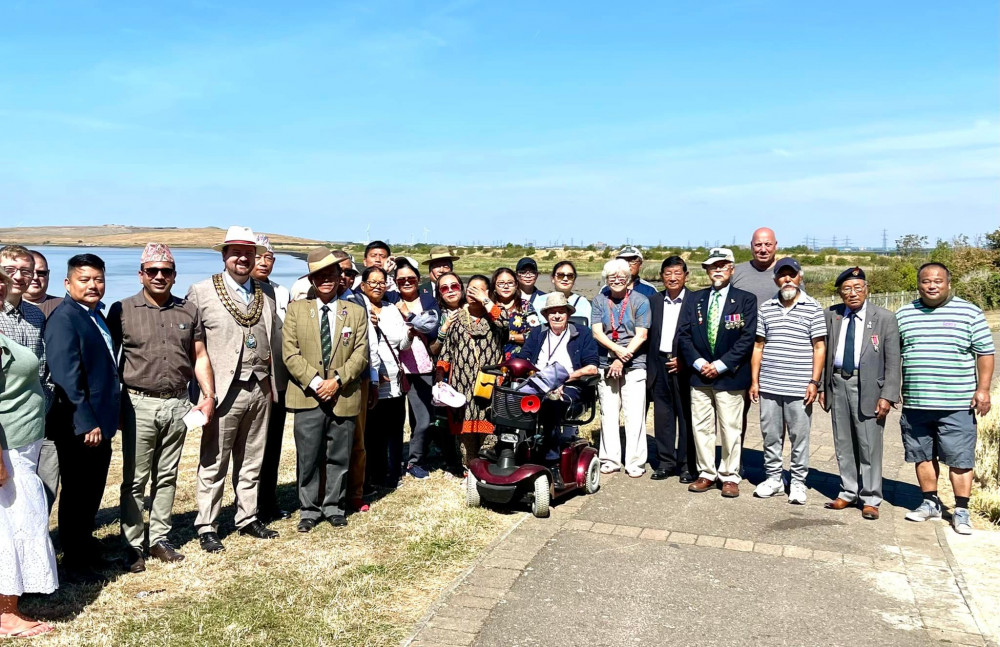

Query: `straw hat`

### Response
(423, 246, 460, 266)
(212, 226, 268, 254)
(539, 292, 576, 316)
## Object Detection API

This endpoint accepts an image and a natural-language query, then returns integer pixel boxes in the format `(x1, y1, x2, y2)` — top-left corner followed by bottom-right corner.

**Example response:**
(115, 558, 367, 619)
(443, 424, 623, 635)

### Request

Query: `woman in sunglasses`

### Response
(429, 272, 465, 357)
(394, 260, 461, 478)
(359, 266, 411, 491)
(549, 261, 592, 327)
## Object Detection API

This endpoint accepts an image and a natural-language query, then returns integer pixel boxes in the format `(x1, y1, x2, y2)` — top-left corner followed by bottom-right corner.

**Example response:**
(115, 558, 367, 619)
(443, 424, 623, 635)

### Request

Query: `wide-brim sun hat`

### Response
(432, 382, 467, 408)
(423, 246, 461, 266)
(299, 246, 338, 279)
(212, 225, 269, 255)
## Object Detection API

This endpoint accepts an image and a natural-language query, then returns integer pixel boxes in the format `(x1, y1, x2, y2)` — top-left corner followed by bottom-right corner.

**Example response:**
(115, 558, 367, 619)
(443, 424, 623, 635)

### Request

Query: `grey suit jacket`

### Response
(186, 275, 280, 402)
(822, 302, 901, 417)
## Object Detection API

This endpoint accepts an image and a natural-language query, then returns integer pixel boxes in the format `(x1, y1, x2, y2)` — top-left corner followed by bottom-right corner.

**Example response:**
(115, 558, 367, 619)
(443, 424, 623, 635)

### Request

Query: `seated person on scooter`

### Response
(514, 292, 600, 485)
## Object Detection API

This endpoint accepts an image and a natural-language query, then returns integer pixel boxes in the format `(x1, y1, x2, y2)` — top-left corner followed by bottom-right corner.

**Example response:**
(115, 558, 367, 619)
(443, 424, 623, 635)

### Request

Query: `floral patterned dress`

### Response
(500, 304, 540, 360)
(436, 304, 508, 434)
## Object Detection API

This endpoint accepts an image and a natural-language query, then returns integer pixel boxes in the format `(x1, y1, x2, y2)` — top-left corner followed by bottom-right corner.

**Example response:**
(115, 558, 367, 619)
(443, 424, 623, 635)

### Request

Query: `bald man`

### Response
(732, 228, 780, 305)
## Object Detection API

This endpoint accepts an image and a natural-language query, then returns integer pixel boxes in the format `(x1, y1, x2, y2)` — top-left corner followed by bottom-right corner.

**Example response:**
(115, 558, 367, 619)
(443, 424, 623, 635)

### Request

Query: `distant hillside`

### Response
(0, 225, 327, 251)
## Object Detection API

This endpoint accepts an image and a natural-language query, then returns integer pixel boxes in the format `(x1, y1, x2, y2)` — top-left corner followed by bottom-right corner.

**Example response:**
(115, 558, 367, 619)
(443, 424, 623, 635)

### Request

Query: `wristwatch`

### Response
(808, 379, 821, 388)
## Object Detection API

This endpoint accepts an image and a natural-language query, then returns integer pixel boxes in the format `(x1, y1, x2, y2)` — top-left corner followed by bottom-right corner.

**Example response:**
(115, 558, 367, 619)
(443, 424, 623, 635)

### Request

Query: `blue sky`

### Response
(1, 1, 997, 248)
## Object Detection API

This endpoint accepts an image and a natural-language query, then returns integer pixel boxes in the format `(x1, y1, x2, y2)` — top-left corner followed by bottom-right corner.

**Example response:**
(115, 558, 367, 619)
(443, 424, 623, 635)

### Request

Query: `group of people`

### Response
(0, 225, 994, 638)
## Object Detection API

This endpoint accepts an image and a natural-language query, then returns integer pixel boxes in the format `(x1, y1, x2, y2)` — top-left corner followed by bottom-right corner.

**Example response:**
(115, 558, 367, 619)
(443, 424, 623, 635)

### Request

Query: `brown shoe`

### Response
(688, 477, 716, 493)
(721, 482, 740, 498)
(148, 541, 185, 563)
(862, 505, 880, 520)
(824, 498, 855, 510)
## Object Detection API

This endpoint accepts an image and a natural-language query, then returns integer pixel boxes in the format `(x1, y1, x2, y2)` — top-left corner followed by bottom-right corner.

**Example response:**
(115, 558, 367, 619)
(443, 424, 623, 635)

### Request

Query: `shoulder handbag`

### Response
(374, 324, 411, 394)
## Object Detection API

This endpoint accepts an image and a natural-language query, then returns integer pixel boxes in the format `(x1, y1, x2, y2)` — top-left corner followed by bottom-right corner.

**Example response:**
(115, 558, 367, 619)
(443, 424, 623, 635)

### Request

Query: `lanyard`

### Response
(543, 329, 570, 364)
(608, 292, 630, 342)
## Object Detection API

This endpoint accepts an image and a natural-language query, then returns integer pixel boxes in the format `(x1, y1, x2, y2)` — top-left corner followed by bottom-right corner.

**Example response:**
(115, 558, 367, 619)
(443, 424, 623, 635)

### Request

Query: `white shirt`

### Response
(269, 281, 290, 322)
(834, 300, 867, 369)
(692, 284, 731, 375)
(364, 297, 412, 399)
(536, 329, 574, 376)
(223, 272, 252, 304)
(658, 289, 686, 354)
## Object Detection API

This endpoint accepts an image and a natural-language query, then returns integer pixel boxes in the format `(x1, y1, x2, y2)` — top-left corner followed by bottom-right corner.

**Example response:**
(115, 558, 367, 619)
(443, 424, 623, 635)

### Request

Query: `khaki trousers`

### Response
(348, 381, 369, 501)
(195, 378, 271, 533)
(691, 387, 744, 484)
(120, 392, 191, 549)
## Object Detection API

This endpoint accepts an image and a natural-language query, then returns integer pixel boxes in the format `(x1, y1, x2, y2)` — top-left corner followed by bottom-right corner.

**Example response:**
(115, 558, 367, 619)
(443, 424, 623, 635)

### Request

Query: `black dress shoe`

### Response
(328, 515, 348, 527)
(297, 518, 319, 533)
(259, 508, 293, 522)
(679, 471, 696, 484)
(199, 532, 225, 553)
(123, 548, 146, 573)
(650, 468, 673, 481)
(238, 520, 278, 539)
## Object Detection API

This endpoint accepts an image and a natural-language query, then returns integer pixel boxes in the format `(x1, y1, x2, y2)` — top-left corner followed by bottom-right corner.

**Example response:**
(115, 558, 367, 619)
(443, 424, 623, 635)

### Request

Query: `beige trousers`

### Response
(691, 386, 744, 484)
(195, 378, 271, 533)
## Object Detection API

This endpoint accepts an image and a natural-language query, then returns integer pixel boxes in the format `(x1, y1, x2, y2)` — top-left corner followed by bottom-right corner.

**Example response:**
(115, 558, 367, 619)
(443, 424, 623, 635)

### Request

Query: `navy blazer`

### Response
(44, 296, 121, 439)
(514, 323, 599, 372)
(646, 289, 693, 388)
(677, 286, 757, 391)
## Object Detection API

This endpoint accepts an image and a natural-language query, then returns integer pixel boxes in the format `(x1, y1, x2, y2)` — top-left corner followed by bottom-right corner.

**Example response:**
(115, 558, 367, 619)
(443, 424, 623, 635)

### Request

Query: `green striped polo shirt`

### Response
(896, 296, 994, 410)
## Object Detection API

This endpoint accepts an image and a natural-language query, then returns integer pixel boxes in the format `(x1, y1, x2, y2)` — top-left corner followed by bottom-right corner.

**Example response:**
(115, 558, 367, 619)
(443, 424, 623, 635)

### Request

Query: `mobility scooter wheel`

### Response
(584, 455, 601, 494)
(465, 473, 481, 508)
(532, 475, 551, 518)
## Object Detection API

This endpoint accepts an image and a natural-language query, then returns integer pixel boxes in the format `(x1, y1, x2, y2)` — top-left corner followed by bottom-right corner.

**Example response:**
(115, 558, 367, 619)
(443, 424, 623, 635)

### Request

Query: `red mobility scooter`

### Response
(465, 359, 601, 518)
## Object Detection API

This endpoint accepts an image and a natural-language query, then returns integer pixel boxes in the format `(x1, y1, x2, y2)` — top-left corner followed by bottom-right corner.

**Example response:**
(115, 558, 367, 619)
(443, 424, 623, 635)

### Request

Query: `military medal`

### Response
(871, 334, 879, 353)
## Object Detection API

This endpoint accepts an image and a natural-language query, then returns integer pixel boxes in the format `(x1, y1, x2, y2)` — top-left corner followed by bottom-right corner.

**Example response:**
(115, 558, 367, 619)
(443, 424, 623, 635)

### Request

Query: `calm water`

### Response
(35, 247, 307, 306)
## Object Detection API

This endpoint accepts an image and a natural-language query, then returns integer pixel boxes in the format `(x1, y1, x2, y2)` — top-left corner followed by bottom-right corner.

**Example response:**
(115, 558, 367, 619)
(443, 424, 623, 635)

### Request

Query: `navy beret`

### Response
(835, 266, 866, 287)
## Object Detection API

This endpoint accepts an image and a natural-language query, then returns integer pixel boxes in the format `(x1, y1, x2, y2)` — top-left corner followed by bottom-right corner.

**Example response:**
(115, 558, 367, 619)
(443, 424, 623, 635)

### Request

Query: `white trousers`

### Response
(690, 387, 744, 484)
(597, 368, 648, 473)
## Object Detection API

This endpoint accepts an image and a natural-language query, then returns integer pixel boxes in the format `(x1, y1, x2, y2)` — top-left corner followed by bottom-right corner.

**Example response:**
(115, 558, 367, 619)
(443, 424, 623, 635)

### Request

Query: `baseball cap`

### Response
(516, 257, 538, 273)
(701, 247, 735, 268)
(773, 257, 802, 276)
(616, 245, 643, 261)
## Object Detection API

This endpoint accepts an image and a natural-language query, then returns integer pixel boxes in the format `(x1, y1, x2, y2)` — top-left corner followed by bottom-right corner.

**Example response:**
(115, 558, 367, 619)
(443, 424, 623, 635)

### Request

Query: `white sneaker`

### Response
(788, 481, 808, 505)
(952, 508, 973, 535)
(754, 477, 785, 498)
(905, 499, 943, 522)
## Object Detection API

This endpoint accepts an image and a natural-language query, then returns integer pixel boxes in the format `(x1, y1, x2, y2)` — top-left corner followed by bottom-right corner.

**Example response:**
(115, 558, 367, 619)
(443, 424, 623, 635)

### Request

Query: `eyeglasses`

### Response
(626, 259, 642, 265)
(554, 272, 576, 280)
(2, 267, 33, 278)
(33, 270, 49, 278)
(366, 281, 387, 288)
(839, 285, 866, 295)
(495, 281, 515, 288)
(142, 267, 176, 278)
(439, 283, 461, 293)
(396, 277, 418, 285)
(608, 276, 628, 285)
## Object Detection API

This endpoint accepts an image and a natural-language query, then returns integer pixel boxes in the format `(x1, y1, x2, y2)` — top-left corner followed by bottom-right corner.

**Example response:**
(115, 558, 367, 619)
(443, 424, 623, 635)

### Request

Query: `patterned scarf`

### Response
(460, 305, 492, 338)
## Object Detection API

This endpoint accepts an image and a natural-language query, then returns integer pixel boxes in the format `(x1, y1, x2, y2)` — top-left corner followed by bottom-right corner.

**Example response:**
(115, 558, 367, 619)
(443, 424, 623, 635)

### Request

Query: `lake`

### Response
(35, 246, 308, 306)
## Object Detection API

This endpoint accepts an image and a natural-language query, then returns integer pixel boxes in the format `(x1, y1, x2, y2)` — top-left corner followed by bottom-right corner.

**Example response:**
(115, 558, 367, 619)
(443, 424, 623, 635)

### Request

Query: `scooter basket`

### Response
(490, 384, 539, 431)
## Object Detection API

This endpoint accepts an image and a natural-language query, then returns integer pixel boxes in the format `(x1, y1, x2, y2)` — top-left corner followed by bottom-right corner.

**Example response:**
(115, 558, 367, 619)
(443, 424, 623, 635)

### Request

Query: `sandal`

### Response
(0, 618, 55, 639)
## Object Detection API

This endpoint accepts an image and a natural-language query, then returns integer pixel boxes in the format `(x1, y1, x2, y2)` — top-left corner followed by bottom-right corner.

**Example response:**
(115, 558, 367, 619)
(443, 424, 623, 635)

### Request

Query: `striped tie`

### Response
(707, 290, 721, 353)
(320, 305, 332, 372)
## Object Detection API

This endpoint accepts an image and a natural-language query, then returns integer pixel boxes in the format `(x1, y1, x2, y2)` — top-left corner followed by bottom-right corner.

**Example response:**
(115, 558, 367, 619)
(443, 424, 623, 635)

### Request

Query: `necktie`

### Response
(320, 305, 333, 373)
(707, 290, 721, 353)
(91, 310, 115, 358)
(842, 312, 856, 374)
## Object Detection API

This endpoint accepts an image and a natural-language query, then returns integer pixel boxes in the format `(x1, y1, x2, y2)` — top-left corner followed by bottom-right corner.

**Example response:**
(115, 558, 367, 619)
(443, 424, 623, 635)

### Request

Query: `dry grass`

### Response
(22, 420, 516, 646)
(0, 226, 325, 250)
(972, 384, 1000, 525)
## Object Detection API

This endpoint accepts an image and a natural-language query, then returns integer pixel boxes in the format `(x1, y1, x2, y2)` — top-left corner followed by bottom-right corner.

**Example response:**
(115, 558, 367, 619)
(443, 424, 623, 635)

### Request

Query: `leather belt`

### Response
(838, 369, 856, 379)
(127, 387, 187, 400)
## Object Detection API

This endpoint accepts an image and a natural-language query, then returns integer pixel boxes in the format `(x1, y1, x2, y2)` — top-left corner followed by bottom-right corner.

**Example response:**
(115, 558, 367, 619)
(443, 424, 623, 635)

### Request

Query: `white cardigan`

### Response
(363, 296, 412, 399)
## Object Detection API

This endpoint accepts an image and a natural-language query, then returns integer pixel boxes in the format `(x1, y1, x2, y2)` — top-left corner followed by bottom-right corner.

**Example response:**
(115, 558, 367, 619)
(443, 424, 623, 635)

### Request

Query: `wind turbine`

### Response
(423, 227, 430, 244)
(365, 224, 371, 243)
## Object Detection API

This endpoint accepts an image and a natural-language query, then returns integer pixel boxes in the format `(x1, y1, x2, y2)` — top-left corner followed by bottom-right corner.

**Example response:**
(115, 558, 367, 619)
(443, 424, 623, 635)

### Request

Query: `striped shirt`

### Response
(756, 293, 826, 397)
(896, 296, 994, 410)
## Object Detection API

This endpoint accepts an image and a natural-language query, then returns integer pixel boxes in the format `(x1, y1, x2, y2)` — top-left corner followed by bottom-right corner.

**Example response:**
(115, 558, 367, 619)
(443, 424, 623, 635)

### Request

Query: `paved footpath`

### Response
(404, 406, 999, 647)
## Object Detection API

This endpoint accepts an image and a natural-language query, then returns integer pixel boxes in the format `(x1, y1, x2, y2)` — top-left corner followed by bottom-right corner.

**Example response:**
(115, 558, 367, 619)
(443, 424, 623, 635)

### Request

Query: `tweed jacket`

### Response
(282, 297, 370, 416)
(185, 275, 280, 402)
(822, 302, 901, 417)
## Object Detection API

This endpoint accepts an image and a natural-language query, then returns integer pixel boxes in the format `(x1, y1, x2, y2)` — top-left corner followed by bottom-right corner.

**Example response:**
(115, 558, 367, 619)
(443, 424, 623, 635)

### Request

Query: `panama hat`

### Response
(539, 292, 576, 317)
(212, 226, 269, 254)
(423, 246, 461, 266)
(299, 246, 338, 279)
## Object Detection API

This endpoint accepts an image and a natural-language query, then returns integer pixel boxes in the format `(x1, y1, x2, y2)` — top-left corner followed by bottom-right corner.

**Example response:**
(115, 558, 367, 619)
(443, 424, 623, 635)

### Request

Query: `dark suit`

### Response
(44, 296, 121, 564)
(822, 302, 901, 506)
(676, 285, 757, 483)
(646, 289, 695, 476)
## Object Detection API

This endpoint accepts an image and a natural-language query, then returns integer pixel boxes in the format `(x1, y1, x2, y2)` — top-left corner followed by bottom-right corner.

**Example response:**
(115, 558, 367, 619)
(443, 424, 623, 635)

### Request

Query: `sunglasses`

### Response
(142, 267, 176, 278)
(396, 276, 418, 285)
(554, 272, 575, 280)
(33, 270, 49, 278)
(439, 283, 462, 293)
